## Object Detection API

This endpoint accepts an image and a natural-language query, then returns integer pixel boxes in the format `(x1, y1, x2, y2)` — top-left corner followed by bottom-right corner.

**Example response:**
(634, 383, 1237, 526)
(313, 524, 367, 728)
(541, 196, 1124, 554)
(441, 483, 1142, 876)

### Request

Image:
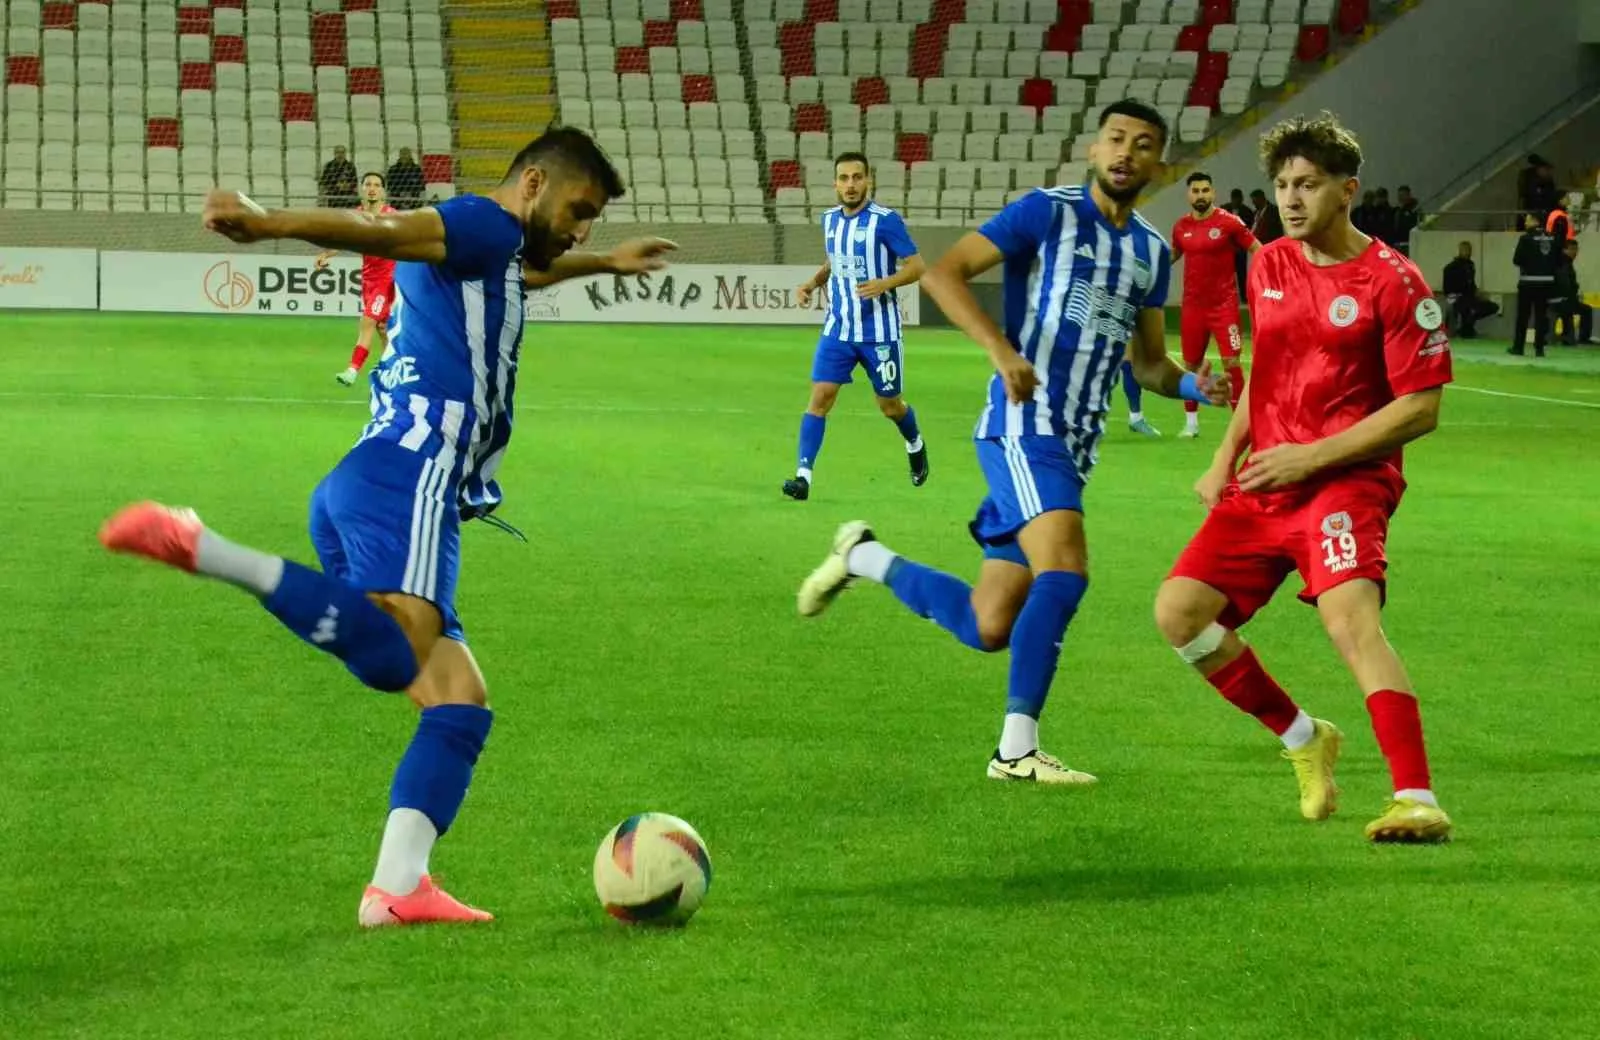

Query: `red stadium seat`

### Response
(212, 36, 246, 64)
(768, 159, 802, 192)
(909, 24, 947, 78)
(779, 22, 815, 77)
(1187, 82, 1220, 110)
(805, 0, 840, 21)
(146, 118, 181, 148)
(1337, 0, 1370, 34)
(180, 62, 215, 91)
(853, 76, 888, 107)
(5, 56, 42, 86)
(212, 0, 246, 8)
(342, 0, 378, 10)
(793, 101, 827, 132)
(281, 92, 316, 122)
(671, 0, 706, 19)
(1201, 0, 1233, 24)
(644, 20, 677, 47)
(177, 7, 212, 35)
(1297, 25, 1330, 62)
(421, 155, 455, 184)
(1044, 25, 1082, 52)
(1020, 78, 1054, 111)
(896, 133, 930, 165)
(1178, 25, 1212, 51)
(1057, 0, 1091, 22)
(349, 67, 384, 95)
(41, 2, 76, 29)
(547, 0, 580, 18)
(311, 14, 347, 67)
(681, 74, 716, 101)
(932, 0, 966, 25)
(616, 46, 649, 74)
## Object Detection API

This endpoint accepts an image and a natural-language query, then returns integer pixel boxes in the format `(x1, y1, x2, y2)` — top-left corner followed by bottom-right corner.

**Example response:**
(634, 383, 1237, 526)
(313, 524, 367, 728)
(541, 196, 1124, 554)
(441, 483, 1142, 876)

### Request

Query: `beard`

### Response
(521, 214, 573, 272)
(1191, 200, 1212, 216)
(1094, 172, 1144, 204)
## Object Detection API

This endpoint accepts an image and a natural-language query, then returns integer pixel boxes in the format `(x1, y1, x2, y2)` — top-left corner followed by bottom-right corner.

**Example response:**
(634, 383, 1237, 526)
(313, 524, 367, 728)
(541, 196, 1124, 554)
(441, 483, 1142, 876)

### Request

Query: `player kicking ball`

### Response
(318, 171, 397, 387)
(798, 101, 1227, 783)
(1154, 113, 1454, 843)
(100, 128, 677, 925)
(1171, 170, 1259, 437)
(783, 152, 928, 501)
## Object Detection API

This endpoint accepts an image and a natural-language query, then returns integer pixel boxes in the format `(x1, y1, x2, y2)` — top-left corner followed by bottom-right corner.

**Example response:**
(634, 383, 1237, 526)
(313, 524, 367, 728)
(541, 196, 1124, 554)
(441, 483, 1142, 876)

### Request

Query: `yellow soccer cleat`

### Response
(1365, 799, 1453, 844)
(987, 749, 1098, 786)
(1282, 718, 1342, 820)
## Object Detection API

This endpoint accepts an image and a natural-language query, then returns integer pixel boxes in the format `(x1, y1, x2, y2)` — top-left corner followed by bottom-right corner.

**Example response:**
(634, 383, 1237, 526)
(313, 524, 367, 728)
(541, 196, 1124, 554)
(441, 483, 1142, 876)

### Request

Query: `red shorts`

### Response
(1167, 472, 1401, 627)
(362, 280, 395, 323)
(1180, 306, 1243, 366)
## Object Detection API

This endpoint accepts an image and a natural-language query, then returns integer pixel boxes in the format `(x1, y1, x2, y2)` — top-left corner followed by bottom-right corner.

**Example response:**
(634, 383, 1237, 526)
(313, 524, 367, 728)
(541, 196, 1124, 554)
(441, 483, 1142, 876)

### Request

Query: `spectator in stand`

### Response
(319, 146, 358, 208)
(1394, 185, 1422, 254)
(1550, 238, 1592, 344)
(1368, 187, 1397, 244)
(1249, 188, 1283, 243)
(1521, 155, 1560, 223)
(1351, 189, 1375, 235)
(1441, 241, 1499, 338)
(386, 148, 426, 210)
(1223, 188, 1255, 295)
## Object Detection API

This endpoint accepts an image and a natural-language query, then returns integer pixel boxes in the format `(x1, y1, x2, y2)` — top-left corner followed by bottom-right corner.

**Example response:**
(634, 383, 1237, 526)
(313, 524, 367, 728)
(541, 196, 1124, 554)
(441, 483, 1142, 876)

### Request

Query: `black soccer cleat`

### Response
(908, 444, 929, 487)
(782, 475, 811, 501)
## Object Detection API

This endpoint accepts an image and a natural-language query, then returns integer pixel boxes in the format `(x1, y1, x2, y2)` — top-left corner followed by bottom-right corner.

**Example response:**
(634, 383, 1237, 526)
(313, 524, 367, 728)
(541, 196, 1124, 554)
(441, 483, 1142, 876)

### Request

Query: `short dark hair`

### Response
(1259, 111, 1363, 179)
(1098, 98, 1168, 145)
(502, 126, 626, 199)
(361, 170, 385, 185)
(833, 151, 871, 175)
(1186, 171, 1213, 186)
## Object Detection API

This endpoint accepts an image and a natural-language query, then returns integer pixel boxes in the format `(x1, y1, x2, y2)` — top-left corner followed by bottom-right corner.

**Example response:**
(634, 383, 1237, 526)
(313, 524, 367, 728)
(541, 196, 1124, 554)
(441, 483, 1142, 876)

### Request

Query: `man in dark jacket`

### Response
(1249, 188, 1283, 244)
(1512, 214, 1559, 356)
(1550, 238, 1592, 344)
(386, 148, 426, 209)
(1394, 185, 1422, 253)
(1442, 241, 1498, 338)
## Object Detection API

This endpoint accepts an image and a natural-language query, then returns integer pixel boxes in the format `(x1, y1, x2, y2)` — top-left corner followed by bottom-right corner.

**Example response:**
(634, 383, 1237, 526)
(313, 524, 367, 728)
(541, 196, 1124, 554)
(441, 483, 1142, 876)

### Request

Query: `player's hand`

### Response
(993, 347, 1040, 404)
(797, 283, 815, 308)
(855, 278, 893, 301)
(1194, 462, 1231, 510)
(1237, 443, 1322, 492)
(608, 237, 677, 275)
(202, 189, 273, 243)
(1191, 360, 1232, 407)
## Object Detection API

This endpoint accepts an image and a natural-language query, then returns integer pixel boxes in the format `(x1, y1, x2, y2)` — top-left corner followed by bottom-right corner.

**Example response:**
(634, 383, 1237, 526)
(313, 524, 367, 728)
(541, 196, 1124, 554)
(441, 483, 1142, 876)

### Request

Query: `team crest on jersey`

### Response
(1208, 227, 1222, 240)
(1328, 295, 1360, 327)
(874, 345, 891, 361)
(853, 229, 869, 242)
(1320, 511, 1353, 537)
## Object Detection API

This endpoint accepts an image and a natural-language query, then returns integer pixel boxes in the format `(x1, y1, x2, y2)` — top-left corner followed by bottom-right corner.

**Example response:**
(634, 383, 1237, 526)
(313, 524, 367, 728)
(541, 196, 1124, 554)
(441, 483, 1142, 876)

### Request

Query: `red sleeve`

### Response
(1170, 219, 1184, 260)
(1375, 261, 1453, 396)
(1232, 213, 1258, 252)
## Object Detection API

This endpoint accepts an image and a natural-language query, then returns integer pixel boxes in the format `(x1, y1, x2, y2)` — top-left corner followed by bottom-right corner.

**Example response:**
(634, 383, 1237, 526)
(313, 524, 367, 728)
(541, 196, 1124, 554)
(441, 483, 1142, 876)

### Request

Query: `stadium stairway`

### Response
(446, 0, 558, 190)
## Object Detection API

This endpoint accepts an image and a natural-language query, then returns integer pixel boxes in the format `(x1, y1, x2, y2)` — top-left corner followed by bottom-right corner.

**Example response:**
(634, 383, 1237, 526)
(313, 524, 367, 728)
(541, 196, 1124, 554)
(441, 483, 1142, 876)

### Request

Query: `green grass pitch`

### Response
(1, 313, 1597, 1039)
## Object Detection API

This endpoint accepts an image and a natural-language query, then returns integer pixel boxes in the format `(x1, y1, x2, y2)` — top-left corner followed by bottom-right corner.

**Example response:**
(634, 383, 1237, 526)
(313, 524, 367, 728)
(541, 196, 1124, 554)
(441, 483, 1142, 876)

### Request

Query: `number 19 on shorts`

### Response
(1321, 531, 1357, 574)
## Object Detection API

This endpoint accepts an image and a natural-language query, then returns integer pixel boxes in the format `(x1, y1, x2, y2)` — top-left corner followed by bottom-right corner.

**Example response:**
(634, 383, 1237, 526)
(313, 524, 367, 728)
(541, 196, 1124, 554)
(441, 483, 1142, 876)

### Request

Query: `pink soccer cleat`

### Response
(99, 501, 203, 573)
(358, 875, 494, 928)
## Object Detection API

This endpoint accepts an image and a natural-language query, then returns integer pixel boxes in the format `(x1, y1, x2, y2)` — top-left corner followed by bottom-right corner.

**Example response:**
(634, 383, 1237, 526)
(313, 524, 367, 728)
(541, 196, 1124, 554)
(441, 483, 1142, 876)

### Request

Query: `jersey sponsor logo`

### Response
(1328, 295, 1360, 327)
(1421, 329, 1449, 357)
(1414, 297, 1444, 331)
(377, 356, 421, 390)
(1065, 280, 1139, 342)
(831, 255, 869, 279)
(1260, 287, 1284, 300)
(1131, 259, 1153, 292)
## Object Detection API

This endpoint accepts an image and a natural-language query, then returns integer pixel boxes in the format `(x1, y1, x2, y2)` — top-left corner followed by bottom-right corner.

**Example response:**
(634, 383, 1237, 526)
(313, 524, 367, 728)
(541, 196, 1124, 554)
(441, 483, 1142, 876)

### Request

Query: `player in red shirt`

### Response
(1172, 170, 1258, 436)
(1154, 113, 1454, 844)
(316, 171, 398, 386)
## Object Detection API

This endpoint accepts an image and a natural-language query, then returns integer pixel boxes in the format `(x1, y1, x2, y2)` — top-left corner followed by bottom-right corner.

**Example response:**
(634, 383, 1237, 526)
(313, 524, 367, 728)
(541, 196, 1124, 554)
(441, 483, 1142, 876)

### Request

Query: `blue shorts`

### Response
(968, 435, 1085, 566)
(308, 438, 465, 641)
(811, 335, 904, 397)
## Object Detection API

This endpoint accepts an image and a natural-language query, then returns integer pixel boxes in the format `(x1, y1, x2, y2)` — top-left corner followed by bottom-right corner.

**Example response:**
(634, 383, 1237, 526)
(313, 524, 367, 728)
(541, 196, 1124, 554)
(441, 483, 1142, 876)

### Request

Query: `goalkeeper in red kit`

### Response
(1154, 113, 1454, 844)
(1172, 170, 1258, 437)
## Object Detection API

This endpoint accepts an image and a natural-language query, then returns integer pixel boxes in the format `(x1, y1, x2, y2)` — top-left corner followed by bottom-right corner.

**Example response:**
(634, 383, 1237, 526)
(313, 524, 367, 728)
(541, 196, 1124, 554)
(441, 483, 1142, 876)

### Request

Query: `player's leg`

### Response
(1155, 502, 1343, 820)
(1295, 483, 1450, 843)
(1215, 315, 1246, 409)
(1532, 287, 1550, 357)
(1122, 359, 1160, 438)
(1178, 310, 1210, 436)
(786, 336, 852, 500)
(1510, 287, 1531, 355)
(863, 342, 929, 486)
(339, 287, 391, 385)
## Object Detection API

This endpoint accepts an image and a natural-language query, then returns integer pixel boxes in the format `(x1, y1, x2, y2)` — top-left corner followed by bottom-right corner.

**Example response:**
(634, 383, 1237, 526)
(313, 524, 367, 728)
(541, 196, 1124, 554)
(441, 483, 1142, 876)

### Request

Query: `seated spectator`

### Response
(1442, 241, 1499, 338)
(1550, 239, 1593, 344)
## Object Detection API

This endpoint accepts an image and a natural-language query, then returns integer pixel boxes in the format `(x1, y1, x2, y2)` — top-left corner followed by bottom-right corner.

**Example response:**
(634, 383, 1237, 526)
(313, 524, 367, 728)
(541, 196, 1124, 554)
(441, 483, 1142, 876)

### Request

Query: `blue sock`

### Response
(885, 558, 995, 651)
(892, 405, 921, 444)
(389, 704, 493, 835)
(262, 560, 419, 692)
(1005, 571, 1089, 717)
(1121, 360, 1143, 413)
(797, 412, 826, 473)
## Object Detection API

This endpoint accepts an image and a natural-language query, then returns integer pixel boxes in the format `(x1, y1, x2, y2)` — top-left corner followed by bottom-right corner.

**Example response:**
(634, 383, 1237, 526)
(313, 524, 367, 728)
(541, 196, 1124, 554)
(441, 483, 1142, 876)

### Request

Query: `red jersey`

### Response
(1172, 207, 1256, 309)
(1245, 237, 1452, 494)
(357, 203, 398, 287)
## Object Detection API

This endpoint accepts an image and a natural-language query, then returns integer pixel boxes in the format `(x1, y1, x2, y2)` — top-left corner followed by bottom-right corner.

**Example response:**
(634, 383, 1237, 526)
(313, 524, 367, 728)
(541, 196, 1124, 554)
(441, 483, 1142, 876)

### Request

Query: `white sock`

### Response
(195, 529, 285, 596)
(1186, 412, 1200, 430)
(998, 713, 1039, 760)
(845, 541, 897, 583)
(1280, 710, 1316, 750)
(1395, 788, 1438, 807)
(905, 435, 924, 452)
(796, 466, 813, 482)
(371, 807, 438, 895)
(1128, 411, 1144, 423)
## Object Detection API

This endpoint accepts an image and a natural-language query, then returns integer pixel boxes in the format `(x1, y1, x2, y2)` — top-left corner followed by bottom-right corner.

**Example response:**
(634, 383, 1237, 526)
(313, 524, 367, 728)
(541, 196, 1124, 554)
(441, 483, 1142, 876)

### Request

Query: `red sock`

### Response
(1184, 399, 1199, 414)
(350, 345, 370, 369)
(1206, 648, 1302, 735)
(1227, 365, 1245, 408)
(1366, 689, 1432, 792)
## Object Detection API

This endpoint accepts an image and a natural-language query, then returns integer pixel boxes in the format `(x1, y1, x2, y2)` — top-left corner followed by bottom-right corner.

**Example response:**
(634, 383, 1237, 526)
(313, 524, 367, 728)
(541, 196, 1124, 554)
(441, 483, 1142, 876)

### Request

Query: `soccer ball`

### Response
(593, 812, 712, 926)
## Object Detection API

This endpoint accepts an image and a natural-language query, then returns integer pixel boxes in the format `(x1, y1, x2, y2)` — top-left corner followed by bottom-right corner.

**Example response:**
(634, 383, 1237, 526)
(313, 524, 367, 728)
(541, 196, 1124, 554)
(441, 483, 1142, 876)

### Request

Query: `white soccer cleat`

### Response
(335, 366, 360, 386)
(987, 749, 1098, 785)
(1179, 426, 1201, 439)
(796, 520, 875, 618)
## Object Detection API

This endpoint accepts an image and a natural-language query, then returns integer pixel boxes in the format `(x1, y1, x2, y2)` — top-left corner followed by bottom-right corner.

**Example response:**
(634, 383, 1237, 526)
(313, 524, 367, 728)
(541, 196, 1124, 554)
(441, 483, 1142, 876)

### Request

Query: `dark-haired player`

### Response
(1172, 170, 1259, 436)
(315, 170, 398, 386)
(798, 101, 1226, 783)
(99, 129, 678, 923)
(1155, 112, 1454, 843)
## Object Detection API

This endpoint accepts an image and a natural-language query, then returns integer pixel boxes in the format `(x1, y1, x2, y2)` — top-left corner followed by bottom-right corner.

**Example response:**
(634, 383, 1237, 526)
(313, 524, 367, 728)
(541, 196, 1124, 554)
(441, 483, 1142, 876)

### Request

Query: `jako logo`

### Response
(204, 261, 255, 310)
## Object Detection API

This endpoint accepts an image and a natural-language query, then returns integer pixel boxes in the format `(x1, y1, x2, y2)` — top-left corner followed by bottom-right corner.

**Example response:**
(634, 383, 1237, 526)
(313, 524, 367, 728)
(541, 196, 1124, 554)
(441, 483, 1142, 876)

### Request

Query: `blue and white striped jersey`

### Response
(360, 194, 525, 519)
(820, 202, 918, 344)
(974, 186, 1171, 479)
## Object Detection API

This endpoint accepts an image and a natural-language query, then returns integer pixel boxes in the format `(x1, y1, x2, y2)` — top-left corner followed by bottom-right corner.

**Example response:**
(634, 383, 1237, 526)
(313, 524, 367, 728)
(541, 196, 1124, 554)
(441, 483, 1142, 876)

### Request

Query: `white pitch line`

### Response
(1449, 385, 1600, 409)
(0, 389, 759, 415)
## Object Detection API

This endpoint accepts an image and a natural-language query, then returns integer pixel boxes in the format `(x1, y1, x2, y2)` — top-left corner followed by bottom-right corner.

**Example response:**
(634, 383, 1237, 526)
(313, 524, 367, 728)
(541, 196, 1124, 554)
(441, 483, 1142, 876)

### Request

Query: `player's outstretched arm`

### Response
(1238, 388, 1442, 492)
(202, 189, 448, 263)
(922, 232, 1040, 402)
(1127, 307, 1229, 405)
(797, 260, 831, 307)
(521, 236, 677, 289)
